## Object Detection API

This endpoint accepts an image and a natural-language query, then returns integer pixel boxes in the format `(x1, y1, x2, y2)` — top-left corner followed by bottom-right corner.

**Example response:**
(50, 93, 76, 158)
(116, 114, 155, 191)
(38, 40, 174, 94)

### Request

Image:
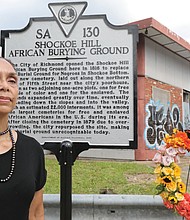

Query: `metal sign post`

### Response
(60, 141, 73, 220)
(42, 142, 90, 220)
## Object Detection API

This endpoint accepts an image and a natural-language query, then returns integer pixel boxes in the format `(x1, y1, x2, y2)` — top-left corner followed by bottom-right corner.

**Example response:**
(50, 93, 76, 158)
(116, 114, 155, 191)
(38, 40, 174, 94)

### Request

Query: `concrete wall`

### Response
(44, 194, 181, 220)
(79, 148, 135, 160)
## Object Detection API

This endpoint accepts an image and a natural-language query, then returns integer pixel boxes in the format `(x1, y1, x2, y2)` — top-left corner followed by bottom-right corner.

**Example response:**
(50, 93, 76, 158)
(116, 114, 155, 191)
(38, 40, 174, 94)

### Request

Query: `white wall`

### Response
(145, 38, 190, 91)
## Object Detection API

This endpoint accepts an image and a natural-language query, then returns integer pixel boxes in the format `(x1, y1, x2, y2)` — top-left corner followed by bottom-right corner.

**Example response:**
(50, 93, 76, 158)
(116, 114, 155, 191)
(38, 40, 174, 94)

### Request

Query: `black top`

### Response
(0, 131, 46, 220)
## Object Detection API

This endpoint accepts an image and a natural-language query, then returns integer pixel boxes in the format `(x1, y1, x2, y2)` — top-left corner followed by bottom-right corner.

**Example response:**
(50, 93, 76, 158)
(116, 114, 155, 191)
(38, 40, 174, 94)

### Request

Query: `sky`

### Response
(1, 0, 190, 42)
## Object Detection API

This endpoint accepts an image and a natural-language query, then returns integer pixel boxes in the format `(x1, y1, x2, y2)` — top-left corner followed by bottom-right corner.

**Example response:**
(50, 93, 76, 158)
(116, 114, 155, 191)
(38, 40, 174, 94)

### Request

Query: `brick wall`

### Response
(145, 77, 183, 120)
(135, 76, 183, 160)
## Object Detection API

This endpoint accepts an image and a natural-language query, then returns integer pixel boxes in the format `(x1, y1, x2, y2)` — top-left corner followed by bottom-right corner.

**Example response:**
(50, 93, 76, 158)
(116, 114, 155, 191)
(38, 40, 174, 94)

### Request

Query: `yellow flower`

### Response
(161, 175, 172, 184)
(168, 195, 178, 204)
(173, 165, 181, 177)
(160, 191, 169, 199)
(161, 167, 173, 176)
(155, 176, 163, 184)
(166, 181, 177, 192)
(154, 165, 162, 175)
(153, 128, 190, 218)
(177, 182, 186, 194)
(164, 134, 171, 144)
(175, 177, 182, 183)
(170, 163, 181, 177)
(175, 192, 184, 201)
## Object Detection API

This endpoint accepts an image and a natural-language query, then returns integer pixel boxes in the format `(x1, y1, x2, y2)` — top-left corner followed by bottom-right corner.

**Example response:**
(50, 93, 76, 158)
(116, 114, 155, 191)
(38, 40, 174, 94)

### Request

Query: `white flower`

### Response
(166, 147, 178, 157)
(178, 147, 186, 154)
(174, 155, 180, 163)
(152, 152, 162, 163)
(157, 144, 166, 153)
(162, 155, 174, 166)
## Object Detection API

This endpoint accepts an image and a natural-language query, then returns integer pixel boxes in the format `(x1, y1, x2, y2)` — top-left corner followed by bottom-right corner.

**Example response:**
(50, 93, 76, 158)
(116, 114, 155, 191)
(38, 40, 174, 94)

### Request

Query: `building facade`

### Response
(132, 18, 190, 160)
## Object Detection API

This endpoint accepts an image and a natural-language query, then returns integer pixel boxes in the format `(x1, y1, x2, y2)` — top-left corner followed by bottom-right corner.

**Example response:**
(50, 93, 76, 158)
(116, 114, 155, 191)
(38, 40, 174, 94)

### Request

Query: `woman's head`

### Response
(0, 57, 19, 114)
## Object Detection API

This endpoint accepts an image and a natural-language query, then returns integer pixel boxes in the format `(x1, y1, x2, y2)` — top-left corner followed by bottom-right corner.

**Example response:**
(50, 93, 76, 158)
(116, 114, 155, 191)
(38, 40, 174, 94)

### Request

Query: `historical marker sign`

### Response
(1, 2, 138, 148)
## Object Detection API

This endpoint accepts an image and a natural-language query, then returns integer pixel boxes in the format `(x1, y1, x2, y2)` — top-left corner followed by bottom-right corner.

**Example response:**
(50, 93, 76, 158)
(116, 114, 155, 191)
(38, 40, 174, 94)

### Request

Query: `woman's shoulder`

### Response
(16, 130, 43, 152)
(17, 130, 38, 142)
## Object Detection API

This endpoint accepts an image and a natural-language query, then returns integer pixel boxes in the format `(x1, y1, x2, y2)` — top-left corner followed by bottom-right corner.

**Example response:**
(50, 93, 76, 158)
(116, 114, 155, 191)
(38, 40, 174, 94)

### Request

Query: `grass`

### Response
(44, 156, 157, 195)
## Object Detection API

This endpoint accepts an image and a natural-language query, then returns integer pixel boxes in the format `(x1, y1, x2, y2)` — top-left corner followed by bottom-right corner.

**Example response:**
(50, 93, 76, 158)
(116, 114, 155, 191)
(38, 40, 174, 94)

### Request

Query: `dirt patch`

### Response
(125, 157, 190, 185)
(125, 173, 155, 184)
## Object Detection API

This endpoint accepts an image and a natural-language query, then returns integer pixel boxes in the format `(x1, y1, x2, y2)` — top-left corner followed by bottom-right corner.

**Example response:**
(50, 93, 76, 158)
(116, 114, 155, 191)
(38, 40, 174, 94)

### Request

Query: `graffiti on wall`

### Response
(144, 99, 183, 149)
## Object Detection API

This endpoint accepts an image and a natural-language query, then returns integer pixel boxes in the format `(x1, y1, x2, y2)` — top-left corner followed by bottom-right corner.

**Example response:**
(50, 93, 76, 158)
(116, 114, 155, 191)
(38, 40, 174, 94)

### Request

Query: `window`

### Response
(152, 87, 170, 114)
(183, 91, 190, 130)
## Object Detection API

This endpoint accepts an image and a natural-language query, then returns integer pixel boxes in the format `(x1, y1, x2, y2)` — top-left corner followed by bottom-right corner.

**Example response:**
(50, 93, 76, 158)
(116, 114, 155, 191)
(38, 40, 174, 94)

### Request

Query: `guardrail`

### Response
(44, 194, 182, 220)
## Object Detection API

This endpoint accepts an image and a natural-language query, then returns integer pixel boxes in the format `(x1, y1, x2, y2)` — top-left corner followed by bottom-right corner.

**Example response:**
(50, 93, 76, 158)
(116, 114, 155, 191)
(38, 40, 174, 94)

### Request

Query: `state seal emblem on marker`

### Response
(58, 5, 77, 24)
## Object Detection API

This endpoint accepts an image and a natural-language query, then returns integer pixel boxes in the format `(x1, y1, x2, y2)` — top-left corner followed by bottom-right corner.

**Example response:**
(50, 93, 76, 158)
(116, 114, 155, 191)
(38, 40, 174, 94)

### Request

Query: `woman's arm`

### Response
(29, 189, 45, 220)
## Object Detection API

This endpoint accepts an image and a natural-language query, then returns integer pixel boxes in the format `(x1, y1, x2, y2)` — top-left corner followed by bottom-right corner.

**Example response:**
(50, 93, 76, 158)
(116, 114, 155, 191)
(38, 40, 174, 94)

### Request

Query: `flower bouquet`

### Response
(153, 128, 190, 220)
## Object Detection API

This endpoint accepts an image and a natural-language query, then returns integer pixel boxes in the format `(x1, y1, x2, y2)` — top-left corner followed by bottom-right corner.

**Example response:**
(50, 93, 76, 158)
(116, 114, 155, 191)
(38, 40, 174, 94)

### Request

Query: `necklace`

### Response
(0, 129, 16, 183)
(0, 127, 9, 136)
